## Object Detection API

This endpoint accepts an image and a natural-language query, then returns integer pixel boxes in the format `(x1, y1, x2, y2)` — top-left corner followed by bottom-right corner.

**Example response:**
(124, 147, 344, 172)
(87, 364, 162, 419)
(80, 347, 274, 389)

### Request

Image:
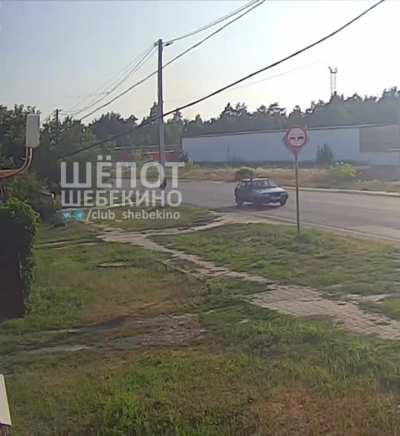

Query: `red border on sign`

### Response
(284, 126, 308, 155)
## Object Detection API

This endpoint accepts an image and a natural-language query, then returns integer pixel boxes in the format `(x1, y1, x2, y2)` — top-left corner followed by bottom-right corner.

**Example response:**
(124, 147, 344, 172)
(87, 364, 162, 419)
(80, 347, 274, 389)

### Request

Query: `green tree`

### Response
(166, 110, 184, 145)
(34, 114, 105, 192)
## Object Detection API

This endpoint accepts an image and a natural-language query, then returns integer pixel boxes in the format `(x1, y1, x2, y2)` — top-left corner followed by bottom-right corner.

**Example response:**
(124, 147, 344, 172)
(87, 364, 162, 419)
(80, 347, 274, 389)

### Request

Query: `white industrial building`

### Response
(183, 124, 400, 165)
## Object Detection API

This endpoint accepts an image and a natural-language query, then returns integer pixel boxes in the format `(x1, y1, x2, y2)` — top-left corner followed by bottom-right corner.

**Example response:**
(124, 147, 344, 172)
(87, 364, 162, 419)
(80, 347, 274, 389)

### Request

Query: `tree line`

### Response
(185, 87, 400, 136)
(1, 87, 400, 187)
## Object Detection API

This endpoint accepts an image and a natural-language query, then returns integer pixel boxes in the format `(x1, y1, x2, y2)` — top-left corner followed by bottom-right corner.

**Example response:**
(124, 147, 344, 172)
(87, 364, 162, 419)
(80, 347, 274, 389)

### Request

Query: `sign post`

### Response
(294, 152, 300, 234)
(284, 126, 308, 233)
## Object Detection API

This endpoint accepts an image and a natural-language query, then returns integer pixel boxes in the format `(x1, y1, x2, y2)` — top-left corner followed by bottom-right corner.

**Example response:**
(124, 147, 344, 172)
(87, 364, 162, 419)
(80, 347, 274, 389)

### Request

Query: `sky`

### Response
(1, 0, 399, 124)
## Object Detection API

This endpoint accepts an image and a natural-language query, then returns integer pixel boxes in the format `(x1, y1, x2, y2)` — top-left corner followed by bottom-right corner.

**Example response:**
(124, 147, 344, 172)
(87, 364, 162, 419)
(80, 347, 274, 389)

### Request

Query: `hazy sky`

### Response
(1, 0, 398, 124)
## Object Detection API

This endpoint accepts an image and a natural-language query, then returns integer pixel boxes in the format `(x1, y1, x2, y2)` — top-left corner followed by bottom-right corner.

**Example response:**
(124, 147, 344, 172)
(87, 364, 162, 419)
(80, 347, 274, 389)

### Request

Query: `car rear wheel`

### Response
(279, 198, 287, 206)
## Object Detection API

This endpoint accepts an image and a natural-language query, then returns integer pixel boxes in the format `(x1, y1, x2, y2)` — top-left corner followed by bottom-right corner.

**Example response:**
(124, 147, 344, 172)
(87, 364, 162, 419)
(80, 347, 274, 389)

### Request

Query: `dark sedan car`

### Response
(234, 178, 288, 207)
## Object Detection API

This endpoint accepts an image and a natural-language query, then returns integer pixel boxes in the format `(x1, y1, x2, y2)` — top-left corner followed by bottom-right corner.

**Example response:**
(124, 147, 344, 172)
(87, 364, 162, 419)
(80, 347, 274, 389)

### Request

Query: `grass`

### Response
(9, 346, 400, 436)
(5, 220, 400, 434)
(89, 204, 215, 232)
(203, 279, 400, 383)
(7, 351, 269, 435)
(2, 243, 196, 336)
(361, 297, 400, 321)
(6, 274, 400, 435)
(181, 165, 400, 193)
(36, 221, 99, 244)
(198, 280, 400, 433)
(155, 223, 400, 297)
(182, 166, 328, 186)
(2, 215, 208, 340)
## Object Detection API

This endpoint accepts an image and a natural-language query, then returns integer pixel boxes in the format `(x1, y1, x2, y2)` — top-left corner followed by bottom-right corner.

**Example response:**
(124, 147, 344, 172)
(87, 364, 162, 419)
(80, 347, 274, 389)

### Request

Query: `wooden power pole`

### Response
(157, 39, 167, 188)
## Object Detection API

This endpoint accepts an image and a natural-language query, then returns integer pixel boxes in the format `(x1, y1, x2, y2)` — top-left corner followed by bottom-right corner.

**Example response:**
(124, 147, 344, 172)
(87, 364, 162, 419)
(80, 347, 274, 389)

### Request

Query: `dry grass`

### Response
(181, 165, 333, 185)
(181, 165, 400, 192)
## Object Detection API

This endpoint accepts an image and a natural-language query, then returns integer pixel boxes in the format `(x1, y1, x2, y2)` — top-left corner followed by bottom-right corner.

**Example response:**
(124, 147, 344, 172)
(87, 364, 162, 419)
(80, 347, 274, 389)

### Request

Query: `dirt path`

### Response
(100, 215, 400, 340)
(18, 313, 205, 356)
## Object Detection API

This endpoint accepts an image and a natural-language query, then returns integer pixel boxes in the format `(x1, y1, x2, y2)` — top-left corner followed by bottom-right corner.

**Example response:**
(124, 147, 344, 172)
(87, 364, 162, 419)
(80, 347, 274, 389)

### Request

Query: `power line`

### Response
(166, 0, 262, 44)
(70, 45, 156, 117)
(163, 1, 266, 71)
(65, 44, 154, 115)
(227, 60, 324, 92)
(66, 45, 155, 114)
(167, 0, 386, 115)
(164, 59, 324, 106)
(77, 0, 266, 121)
(65, 0, 260, 117)
(60, 0, 386, 159)
(78, 62, 158, 121)
(163, 60, 323, 109)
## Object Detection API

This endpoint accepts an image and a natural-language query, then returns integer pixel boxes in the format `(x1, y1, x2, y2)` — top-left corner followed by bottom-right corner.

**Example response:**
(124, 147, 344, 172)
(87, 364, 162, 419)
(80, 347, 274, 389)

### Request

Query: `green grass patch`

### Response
(6, 224, 400, 435)
(1, 241, 199, 336)
(361, 297, 400, 321)
(8, 351, 264, 435)
(36, 221, 99, 245)
(202, 280, 400, 385)
(8, 287, 400, 436)
(155, 223, 400, 296)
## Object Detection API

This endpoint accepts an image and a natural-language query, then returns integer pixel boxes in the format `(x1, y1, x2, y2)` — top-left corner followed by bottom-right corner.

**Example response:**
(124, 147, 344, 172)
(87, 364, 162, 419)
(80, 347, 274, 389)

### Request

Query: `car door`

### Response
(235, 182, 246, 201)
(241, 181, 252, 201)
(235, 182, 244, 200)
(245, 181, 259, 202)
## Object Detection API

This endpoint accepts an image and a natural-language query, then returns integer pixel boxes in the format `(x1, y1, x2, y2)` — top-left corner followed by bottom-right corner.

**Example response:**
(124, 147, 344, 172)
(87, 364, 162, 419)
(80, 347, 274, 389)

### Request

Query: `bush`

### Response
(0, 198, 38, 319)
(5, 173, 56, 220)
(234, 167, 255, 181)
(328, 163, 359, 182)
(183, 160, 199, 170)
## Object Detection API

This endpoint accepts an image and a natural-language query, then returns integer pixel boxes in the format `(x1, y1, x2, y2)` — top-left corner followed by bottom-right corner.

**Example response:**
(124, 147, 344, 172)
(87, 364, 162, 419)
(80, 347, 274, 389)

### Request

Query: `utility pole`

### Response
(55, 108, 61, 147)
(157, 39, 167, 188)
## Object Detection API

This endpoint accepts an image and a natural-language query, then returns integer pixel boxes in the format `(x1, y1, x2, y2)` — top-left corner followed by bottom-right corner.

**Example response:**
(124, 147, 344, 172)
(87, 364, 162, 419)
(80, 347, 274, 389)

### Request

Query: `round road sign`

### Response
(284, 126, 308, 155)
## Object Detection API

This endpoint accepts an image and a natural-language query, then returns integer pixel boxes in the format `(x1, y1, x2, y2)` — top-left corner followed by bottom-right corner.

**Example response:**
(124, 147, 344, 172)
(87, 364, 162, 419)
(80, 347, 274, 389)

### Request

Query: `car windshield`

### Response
(252, 180, 277, 189)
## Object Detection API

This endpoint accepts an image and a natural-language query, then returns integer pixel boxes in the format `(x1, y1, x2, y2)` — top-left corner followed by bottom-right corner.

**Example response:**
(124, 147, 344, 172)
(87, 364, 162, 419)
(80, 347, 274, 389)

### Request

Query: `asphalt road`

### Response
(176, 181, 400, 243)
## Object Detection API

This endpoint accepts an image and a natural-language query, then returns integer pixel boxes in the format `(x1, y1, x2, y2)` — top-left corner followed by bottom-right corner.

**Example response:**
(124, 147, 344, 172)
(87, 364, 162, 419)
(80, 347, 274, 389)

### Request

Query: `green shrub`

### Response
(0, 198, 38, 318)
(183, 159, 199, 170)
(6, 173, 56, 220)
(329, 163, 359, 182)
(234, 167, 255, 181)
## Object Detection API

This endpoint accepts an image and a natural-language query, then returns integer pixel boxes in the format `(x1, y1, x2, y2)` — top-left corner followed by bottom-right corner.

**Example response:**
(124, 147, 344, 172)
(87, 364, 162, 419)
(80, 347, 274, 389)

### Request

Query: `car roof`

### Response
(240, 178, 270, 182)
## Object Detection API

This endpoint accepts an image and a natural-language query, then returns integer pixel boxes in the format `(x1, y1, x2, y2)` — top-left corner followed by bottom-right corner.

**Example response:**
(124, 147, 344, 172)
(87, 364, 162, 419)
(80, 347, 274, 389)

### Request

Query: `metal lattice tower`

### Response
(329, 66, 338, 97)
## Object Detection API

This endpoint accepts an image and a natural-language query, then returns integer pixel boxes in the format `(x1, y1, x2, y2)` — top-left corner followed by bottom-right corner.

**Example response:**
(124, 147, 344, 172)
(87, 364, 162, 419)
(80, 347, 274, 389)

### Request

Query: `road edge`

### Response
(283, 186, 400, 198)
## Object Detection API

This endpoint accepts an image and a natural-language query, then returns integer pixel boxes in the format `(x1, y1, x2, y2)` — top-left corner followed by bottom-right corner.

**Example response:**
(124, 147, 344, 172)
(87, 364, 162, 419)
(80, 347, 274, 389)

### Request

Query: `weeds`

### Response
(156, 224, 400, 297)
(5, 220, 400, 435)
